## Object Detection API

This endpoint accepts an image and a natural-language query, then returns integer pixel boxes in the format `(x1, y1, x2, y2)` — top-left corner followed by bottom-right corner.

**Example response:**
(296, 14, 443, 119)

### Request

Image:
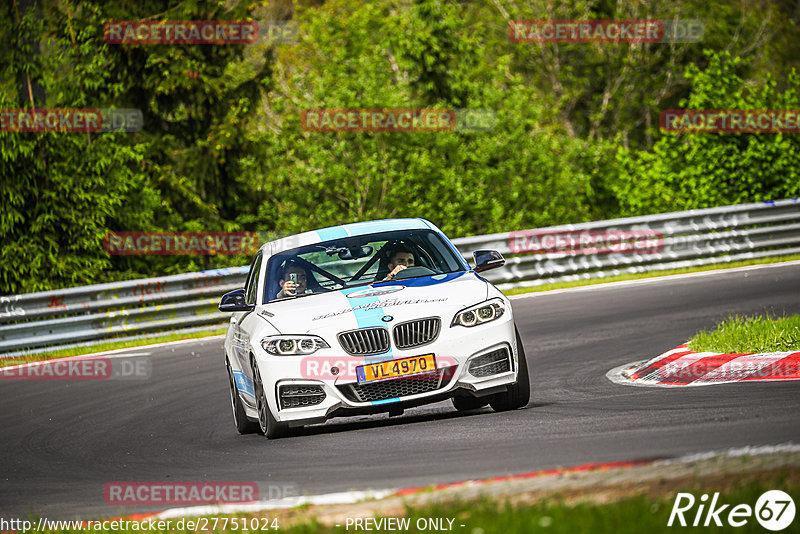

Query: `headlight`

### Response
(451, 298, 505, 327)
(261, 335, 330, 355)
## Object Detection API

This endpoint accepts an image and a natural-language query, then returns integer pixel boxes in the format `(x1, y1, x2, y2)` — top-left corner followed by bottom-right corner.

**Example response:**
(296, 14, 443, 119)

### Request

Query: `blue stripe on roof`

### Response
(343, 219, 428, 235)
(315, 226, 350, 241)
(311, 219, 430, 242)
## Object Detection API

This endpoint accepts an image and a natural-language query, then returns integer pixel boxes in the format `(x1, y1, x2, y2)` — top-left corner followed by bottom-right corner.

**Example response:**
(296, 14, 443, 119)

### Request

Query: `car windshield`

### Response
(264, 229, 466, 302)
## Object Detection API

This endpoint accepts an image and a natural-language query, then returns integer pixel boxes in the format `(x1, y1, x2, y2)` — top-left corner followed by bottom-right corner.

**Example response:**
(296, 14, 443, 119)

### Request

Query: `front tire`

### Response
(251, 355, 290, 439)
(226, 357, 259, 434)
(489, 327, 531, 412)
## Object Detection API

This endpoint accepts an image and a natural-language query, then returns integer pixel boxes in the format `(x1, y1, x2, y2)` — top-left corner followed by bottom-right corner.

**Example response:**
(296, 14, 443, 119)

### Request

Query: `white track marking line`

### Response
(154, 489, 396, 520)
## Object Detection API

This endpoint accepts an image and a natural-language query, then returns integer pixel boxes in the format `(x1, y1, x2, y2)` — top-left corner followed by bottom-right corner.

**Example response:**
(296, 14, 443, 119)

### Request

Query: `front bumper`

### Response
(249, 313, 518, 426)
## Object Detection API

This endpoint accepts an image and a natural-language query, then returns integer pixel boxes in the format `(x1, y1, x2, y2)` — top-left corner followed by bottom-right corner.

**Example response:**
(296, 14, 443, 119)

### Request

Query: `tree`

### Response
(612, 50, 800, 215)
(0, 0, 277, 292)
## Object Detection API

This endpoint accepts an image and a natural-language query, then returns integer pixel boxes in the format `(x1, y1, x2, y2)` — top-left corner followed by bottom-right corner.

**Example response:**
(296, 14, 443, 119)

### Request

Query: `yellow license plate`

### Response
(356, 354, 436, 383)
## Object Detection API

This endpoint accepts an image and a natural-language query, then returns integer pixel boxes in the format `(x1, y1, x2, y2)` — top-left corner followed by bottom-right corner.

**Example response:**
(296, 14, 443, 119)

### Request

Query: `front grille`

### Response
(468, 348, 511, 377)
(278, 384, 326, 409)
(393, 317, 441, 349)
(338, 369, 451, 403)
(338, 327, 390, 355)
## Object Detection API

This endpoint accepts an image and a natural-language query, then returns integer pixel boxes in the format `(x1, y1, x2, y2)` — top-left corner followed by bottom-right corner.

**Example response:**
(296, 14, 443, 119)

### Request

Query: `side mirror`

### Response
(473, 250, 505, 273)
(219, 288, 253, 312)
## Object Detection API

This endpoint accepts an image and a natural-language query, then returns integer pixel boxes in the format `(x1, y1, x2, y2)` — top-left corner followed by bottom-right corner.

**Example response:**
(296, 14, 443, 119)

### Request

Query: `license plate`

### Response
(356, 354, 437, 384)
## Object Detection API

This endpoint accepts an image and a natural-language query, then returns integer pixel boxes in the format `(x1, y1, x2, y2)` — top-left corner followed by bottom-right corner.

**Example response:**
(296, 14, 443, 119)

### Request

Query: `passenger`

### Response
(276, 261, 309, 298)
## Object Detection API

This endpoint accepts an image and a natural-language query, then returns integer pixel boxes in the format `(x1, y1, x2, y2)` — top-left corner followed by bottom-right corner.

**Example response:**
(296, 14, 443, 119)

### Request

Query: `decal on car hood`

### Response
(345, 285, 405, 298)
(264, 271, 488, 334)
(312, 296, 448, 321)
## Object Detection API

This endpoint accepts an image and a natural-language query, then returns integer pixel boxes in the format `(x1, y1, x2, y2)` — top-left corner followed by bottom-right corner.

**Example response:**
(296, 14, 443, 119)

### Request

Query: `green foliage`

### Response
(1, 1, 152, 292)
(689, 313, 800, 353)
(1, 0, 799, 293)
(0, 0, 273, 292)
(613, 51, 800, 215)
(504, 0, 784, 148)
(252, 0, 618, 237)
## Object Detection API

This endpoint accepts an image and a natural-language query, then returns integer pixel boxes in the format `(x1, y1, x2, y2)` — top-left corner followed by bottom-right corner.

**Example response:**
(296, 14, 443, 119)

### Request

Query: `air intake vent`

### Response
(278, 384, 326, 410)
(337, 327, 390, 355)
(393, 317, 441, 349)
(468, 348, 511, 377)
(338, 370, 446, 403)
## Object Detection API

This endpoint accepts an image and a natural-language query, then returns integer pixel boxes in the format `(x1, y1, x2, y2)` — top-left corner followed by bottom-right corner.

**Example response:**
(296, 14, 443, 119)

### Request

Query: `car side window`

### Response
(244, 253, 263, 306)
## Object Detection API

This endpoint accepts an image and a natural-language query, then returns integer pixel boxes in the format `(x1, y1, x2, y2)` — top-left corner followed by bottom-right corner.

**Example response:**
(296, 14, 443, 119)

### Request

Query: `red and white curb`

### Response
(608, 344, 800, 387)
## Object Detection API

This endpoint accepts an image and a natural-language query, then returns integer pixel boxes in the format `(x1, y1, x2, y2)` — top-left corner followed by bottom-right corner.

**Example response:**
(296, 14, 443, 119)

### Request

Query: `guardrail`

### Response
(0, 267, 248, 356)
(458, 198, 800, 290)
(2, 199, 798, 356)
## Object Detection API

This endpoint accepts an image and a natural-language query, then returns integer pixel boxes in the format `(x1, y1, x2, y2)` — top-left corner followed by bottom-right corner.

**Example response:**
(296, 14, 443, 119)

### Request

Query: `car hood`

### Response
(257, 271, 490, 335)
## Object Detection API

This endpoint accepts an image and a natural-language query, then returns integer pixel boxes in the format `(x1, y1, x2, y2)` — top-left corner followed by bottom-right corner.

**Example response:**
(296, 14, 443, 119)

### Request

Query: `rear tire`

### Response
(227, 357, 259, 434)
(489, 327, 531, 412)
(452, 395, 489, 412)
(251, 355, 290, 439)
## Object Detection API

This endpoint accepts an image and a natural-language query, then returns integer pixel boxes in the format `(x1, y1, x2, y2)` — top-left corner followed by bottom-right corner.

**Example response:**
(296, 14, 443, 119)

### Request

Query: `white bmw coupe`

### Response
(219, 219, 529, 438)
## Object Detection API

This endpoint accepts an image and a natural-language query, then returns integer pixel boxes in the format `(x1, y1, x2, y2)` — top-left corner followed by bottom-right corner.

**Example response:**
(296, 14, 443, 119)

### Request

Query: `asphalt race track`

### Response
(2, 263, 800, 520)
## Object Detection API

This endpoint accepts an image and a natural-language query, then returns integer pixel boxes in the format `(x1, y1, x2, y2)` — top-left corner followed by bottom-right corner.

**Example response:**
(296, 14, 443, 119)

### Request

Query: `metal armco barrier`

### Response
(455, 198, 800, 290)
(0, 267, 248, 355)
(1, 199, 798, 355)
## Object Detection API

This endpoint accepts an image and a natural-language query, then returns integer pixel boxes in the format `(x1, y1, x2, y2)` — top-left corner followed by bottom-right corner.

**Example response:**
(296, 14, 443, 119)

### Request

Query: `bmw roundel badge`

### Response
(381, 315, 393, 322)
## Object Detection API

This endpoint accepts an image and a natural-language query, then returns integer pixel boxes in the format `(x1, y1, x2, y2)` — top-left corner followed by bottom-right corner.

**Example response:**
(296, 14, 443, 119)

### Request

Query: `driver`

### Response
(276, 260, 309, 298)
(381, 244, 416, 281)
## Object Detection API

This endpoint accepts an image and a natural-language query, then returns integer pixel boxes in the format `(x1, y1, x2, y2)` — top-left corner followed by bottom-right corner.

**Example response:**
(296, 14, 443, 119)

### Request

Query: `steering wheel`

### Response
(391, 266, 436, 280)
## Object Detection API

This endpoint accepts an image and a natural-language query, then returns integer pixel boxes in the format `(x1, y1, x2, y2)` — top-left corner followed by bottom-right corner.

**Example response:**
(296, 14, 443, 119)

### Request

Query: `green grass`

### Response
(0, 327, 227, 368)
(503, 254, 800, 296)
(388, 478, 798, 534)
(25, 468, 799, 533)
(688, 314, 800, 353)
